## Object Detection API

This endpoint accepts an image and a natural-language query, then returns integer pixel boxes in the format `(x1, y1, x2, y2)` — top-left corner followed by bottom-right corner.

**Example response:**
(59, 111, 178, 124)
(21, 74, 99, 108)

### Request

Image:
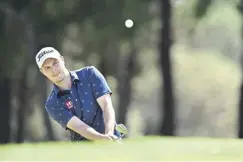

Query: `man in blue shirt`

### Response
(35, 47, 120, 141)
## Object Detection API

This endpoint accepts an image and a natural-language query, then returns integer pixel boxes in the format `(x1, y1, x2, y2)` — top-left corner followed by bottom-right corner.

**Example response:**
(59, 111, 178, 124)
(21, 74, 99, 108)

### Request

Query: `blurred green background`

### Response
(1, 0, 243, 160)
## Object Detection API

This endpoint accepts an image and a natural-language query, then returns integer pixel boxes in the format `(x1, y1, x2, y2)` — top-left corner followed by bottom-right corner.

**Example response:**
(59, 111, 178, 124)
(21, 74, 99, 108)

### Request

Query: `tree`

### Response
(0, 2, 19, 144)
(0, 0, 57, 143)
(159, 0, 175, 136)
(190, 0, 243, 139)
(117, 36, 138, 125)
(237, 0, 243, 138)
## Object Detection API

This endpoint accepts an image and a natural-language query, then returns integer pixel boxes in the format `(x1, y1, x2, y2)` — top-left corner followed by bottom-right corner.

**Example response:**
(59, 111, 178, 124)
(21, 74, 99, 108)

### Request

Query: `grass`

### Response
(0, 136, 243, 161)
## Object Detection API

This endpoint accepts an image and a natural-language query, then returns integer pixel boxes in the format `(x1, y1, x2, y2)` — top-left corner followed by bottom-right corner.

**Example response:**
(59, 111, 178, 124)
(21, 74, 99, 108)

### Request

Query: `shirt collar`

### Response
(53, 71, 79, 96)
(70, 71, 79, 82)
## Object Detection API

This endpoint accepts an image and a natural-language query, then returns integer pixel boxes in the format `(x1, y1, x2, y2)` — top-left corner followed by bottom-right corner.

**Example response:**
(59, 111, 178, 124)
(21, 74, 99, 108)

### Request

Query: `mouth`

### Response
(52, 71, 60, 77)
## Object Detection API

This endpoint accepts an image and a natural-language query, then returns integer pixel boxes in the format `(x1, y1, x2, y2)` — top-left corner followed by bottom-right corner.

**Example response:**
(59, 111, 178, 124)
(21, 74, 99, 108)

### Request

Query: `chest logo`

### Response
(65, 100, 73, 109)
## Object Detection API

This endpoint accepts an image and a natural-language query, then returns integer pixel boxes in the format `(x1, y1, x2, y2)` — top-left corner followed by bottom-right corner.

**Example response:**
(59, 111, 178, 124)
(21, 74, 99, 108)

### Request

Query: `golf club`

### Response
(115, 124, 128, 141)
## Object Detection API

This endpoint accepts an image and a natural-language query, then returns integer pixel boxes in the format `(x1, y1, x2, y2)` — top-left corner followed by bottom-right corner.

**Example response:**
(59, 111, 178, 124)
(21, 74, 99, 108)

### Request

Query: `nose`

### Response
(51, 66, 58, 75)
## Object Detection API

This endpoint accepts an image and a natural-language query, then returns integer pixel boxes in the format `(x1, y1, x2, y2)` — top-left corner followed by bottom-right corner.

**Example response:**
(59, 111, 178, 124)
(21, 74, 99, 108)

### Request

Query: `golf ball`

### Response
(125, 19, 134, 28)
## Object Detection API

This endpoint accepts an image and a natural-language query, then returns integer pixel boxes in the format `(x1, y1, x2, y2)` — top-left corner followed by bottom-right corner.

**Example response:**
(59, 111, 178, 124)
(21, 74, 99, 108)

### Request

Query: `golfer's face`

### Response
(41, 58, 65, 83)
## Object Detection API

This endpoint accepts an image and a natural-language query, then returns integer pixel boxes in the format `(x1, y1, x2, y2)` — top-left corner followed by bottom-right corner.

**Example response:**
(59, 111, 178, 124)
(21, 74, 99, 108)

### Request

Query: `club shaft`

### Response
(116, 133, 126, 141)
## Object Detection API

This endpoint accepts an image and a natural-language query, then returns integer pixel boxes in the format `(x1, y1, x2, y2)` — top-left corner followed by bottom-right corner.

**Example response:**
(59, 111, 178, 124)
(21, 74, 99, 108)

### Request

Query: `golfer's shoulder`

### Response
(72, 65, 98, 79)
(45, 90, 58, 110)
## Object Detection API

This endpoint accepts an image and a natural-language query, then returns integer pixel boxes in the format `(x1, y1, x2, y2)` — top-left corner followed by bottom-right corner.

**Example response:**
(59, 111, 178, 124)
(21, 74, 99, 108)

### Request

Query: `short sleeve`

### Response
(45, 102, 74, 129)
(87, 66, 112, 99)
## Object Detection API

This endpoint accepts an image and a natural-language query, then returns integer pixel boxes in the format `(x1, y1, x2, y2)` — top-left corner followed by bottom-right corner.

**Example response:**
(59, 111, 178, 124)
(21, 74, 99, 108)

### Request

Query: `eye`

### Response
(44, 67, 50, 70)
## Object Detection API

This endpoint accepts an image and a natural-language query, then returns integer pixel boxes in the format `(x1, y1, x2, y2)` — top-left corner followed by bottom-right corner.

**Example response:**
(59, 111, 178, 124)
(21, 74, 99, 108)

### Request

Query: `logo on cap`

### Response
(37, 50, 54, 62)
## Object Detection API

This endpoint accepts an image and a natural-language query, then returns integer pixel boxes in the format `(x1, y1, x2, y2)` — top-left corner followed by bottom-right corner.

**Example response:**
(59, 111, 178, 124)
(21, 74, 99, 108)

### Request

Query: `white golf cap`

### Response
(35, 47, 61, 68)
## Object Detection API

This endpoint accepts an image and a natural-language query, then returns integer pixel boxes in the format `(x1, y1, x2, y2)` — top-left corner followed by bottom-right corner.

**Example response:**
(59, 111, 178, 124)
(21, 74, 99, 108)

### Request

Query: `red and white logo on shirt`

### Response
(65, 100, 73, 109)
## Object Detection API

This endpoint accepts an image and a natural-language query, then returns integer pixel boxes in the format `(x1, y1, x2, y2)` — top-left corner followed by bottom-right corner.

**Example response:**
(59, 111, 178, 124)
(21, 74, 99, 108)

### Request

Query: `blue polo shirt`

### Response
(45, 66, 120, 141)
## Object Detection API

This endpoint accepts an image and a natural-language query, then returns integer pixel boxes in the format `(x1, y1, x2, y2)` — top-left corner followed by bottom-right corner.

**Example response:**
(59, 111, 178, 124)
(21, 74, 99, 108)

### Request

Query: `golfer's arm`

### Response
(67, 116, 111, 141)
(97, 94, 116, 134)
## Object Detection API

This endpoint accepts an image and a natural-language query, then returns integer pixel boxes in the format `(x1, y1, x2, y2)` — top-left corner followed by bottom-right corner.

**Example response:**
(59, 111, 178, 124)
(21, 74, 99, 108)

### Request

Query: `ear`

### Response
(39, 68, 44, 75)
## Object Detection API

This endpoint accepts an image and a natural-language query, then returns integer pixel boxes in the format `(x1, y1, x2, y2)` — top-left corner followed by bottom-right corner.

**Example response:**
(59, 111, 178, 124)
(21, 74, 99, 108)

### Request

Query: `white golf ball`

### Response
(125, 19, 134, 28)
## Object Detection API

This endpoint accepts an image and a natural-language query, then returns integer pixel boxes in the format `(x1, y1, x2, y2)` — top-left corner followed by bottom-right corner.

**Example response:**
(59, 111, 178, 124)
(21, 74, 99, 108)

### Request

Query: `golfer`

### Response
(35, 47, 120, 141)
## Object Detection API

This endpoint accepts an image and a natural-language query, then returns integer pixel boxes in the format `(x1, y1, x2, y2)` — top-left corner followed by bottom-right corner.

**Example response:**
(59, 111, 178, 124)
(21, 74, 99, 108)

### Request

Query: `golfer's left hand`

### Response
(107, 134, 118, 140)
(108, 134, 123, 143)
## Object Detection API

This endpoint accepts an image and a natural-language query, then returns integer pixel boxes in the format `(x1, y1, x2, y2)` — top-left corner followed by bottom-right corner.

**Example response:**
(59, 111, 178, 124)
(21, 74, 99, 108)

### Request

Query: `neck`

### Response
(55, 69, 72, 90)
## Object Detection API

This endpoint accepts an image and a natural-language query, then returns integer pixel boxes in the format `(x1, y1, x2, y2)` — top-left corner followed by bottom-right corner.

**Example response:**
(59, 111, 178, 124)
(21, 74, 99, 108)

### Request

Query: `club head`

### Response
(115, 124, 128, 135)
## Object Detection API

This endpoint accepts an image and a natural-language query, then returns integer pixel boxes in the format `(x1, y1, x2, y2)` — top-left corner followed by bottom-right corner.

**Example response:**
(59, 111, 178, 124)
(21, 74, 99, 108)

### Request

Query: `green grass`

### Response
(0, 136, 243, 161)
